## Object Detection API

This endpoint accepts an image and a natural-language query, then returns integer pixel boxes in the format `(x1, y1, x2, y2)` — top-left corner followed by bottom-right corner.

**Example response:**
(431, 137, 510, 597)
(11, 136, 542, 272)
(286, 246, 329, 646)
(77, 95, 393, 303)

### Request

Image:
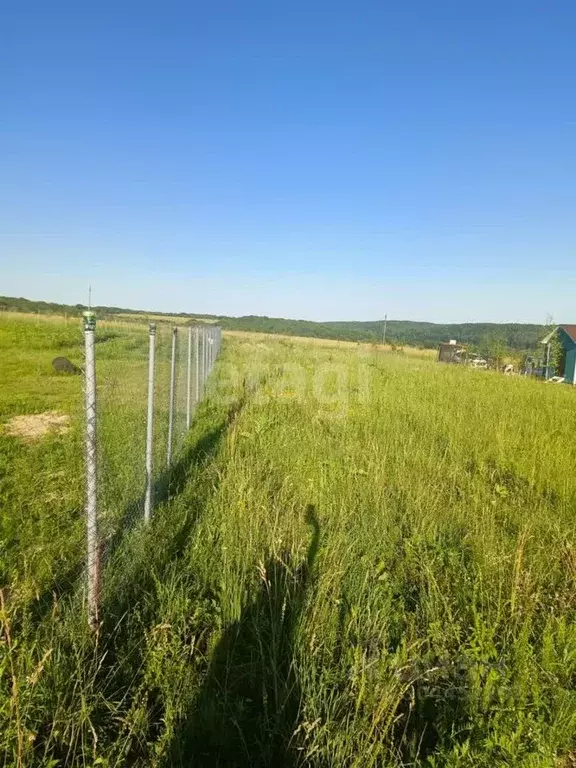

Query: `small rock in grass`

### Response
(52, 357, 81, 375)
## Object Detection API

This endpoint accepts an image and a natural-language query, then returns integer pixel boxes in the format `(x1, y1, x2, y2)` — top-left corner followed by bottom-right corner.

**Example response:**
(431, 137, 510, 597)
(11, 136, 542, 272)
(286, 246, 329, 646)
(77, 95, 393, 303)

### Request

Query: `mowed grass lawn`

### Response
(0, 313, 575, 767)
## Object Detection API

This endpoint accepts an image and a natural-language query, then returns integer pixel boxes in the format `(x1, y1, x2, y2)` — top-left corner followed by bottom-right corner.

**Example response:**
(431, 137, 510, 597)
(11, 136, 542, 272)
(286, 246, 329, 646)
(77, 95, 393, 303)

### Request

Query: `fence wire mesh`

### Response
(82, 318, 222, 627)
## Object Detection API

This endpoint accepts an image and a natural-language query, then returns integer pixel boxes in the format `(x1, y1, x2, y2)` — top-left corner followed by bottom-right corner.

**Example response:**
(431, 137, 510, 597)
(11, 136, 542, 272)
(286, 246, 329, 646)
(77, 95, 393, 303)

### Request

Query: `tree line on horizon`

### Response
(0, 295, 546, 353)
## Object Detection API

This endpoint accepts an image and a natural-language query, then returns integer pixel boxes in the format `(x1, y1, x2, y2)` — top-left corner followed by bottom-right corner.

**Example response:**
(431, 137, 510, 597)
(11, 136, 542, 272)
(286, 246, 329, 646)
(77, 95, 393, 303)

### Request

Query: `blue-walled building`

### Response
(541, 325, 576, 383)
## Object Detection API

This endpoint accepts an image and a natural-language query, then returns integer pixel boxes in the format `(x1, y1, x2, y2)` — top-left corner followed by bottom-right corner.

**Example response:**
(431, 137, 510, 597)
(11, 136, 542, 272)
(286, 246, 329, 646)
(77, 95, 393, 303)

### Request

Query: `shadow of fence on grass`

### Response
(99, 392, 248, 623)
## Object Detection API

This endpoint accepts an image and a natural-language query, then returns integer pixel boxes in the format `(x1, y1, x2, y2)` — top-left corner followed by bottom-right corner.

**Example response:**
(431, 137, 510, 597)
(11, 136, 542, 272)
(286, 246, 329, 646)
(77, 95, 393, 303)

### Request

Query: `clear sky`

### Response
(1, 1, 575, 323)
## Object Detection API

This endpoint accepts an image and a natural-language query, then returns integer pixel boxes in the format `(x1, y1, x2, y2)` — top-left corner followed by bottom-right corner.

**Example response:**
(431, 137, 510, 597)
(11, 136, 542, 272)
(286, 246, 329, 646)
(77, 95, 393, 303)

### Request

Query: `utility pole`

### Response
(382, 314, 388, 345)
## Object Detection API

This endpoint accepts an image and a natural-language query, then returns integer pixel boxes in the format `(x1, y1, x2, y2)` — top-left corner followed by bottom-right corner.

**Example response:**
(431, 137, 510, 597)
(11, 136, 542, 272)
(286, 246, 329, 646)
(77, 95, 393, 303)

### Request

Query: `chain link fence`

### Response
(81, 314, 222, 627)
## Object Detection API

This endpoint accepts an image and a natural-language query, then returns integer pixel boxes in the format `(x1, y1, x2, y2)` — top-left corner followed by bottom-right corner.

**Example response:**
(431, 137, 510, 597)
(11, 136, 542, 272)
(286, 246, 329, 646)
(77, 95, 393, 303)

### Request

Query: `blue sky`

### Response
(1, 0, 574, 322)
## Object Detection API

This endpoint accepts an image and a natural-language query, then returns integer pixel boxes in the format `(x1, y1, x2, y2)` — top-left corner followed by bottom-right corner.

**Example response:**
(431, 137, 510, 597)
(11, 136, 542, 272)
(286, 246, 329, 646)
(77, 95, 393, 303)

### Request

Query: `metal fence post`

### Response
(207, 327, 211, 374)
(83, 311, 99, 630)
(195, 327, 200, 405)
(204, 327, 209, 383)
(186, 325, 192, 430)
(167, 327, 178, 467)
(144, 323, 156, 523)
(201, 327, 206, 394)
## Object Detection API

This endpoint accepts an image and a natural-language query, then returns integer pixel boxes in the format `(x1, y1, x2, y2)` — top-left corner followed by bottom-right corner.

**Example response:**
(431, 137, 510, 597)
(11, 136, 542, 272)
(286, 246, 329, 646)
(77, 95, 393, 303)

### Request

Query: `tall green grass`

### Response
(1, 316, 575, 766)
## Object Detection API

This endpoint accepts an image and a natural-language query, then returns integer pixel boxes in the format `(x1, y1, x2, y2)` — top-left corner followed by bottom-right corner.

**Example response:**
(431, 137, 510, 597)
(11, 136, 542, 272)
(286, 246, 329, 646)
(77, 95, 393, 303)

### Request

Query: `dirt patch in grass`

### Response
(4, 411, 71, 441)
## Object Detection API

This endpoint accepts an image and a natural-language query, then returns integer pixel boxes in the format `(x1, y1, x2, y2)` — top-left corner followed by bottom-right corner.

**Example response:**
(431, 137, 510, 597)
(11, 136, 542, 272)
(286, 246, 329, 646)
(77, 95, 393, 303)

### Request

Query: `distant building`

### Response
(540, 325, 576, 383)
(438, 340, 465, 363)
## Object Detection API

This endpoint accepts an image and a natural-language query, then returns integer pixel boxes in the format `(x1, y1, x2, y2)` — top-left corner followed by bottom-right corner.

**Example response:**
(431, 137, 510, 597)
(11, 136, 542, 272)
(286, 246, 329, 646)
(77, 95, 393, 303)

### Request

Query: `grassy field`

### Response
(1, 313, 575, 767)
(109, 312, 220, 325)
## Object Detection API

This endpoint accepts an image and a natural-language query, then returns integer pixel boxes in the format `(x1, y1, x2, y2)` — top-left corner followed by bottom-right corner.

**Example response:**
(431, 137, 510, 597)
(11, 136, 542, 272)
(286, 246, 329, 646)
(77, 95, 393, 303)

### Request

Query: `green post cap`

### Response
(83, 311, 96, 331)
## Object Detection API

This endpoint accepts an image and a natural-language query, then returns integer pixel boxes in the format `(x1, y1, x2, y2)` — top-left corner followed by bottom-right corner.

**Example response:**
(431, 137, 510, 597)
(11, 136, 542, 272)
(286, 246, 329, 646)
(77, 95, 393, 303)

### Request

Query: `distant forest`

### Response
(1, 295, 546, 352)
